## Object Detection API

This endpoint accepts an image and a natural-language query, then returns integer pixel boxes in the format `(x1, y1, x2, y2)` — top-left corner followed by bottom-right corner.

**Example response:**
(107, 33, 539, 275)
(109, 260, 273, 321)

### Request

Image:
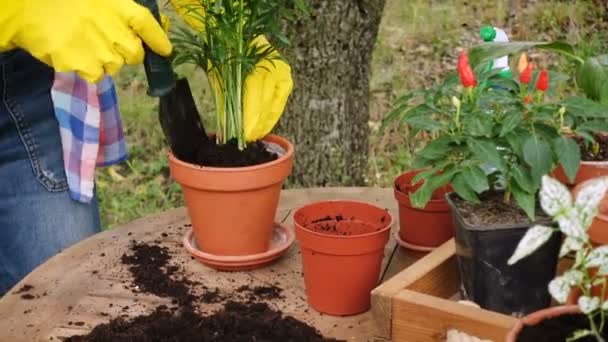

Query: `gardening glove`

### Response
(170, 0, 294, 142)
(0, 0, 172, 83)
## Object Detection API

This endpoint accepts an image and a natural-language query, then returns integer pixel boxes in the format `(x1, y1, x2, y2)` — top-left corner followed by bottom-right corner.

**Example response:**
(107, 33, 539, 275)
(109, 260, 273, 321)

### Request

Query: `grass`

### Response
(98, 0, 607, 229)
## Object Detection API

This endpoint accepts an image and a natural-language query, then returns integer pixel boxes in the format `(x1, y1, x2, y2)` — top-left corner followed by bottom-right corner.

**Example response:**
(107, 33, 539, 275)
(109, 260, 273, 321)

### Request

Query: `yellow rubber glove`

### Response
(170, 0, 293, 142)
(0, 0, 172, 83)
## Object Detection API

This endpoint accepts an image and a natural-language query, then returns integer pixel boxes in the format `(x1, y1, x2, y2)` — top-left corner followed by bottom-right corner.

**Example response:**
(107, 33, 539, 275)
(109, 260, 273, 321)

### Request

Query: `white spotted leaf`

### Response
(539, 175, 572, 216)
(508, 225, 555, 265)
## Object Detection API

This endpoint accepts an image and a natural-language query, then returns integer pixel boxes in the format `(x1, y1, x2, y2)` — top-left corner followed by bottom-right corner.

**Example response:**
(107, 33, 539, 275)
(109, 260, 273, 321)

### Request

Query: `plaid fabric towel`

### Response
(51, 72, 128, 203)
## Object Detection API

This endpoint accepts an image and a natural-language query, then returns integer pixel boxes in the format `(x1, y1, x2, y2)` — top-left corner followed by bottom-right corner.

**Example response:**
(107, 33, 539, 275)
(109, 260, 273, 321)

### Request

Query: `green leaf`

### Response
(402, 105, 442, 131)
(505, 131, 527, 158)
(500, 111, 524, 137)
(553, 136, 581, 183)
(381, 92, 418, 130)
(468, 41, 582, 69)
(417, 137, 452, 161)
(577, 120, 608, 133)
(511, 164, 537, 193)
(466, 138, 506, 173)
(577, 55, 608, 104)
(563, 96, 608, 118)
(462, 166, 489, 193)
(463, 113, 493, 137)
(410, 167, 457, 208)
(511, 183, 536, 219)
(451, 172, 480, 203)
(523, 135, 553, 181)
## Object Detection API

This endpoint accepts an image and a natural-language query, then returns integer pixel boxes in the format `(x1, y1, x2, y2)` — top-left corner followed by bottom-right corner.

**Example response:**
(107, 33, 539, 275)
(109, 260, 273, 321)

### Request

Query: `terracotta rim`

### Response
(293, 199, 394, 239)
(393, 231, 435, 252)
(506, 305, 581, 341)
(167, 134, 295, 173)
(182, 223, 295, 263)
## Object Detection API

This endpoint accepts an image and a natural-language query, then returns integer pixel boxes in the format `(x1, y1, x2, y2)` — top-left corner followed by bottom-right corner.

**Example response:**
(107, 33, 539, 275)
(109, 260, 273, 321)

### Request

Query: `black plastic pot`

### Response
(446, 193, 561, 317)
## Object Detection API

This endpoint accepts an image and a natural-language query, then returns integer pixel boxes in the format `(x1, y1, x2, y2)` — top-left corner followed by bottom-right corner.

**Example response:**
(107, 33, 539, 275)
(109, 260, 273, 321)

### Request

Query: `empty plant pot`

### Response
(169, 134, 294, 256)
(294, 200, 393, 316)
(394, 169, 453, 250)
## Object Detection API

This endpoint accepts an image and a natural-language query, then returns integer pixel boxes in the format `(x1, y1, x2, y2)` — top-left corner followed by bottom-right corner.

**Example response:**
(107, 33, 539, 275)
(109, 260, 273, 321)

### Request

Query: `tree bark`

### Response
(277, 0, 385, 187)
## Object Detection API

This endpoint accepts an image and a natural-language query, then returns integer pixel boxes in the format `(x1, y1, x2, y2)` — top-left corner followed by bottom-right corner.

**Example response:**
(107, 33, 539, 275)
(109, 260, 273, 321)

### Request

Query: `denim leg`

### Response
(0, 50, 101, 295)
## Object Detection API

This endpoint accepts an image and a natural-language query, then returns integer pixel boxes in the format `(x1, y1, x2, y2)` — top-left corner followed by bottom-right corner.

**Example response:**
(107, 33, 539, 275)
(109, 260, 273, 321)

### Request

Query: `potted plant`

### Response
(507, 175, 608, 342)
(167, 0, 306, 258)
(383, 83, 460, 251)
(394, 49, 607, 316)
(469, 41, 608, 188)
(293, 200, 393, 316)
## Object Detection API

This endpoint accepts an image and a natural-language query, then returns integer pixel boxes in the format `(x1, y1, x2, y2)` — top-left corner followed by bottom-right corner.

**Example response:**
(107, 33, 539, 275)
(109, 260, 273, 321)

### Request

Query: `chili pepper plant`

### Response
(171, 0, 307, 150)
(383, 49, 607, 316)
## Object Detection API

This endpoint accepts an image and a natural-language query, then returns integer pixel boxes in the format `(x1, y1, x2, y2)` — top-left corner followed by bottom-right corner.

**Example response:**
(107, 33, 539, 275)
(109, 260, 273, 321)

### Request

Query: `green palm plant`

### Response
(170, 0, 307, 149)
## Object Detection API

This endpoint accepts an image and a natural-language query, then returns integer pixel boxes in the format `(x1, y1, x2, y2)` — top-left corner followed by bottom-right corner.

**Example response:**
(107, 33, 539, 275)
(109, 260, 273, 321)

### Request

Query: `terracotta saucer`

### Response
(183, 223, 295, 271)
(393, 231, 435, 252)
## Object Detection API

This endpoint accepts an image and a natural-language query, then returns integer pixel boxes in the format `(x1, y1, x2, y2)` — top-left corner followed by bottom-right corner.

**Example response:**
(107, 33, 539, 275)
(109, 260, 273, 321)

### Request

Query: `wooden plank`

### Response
(392, 290, 516, 342)
(371, 239, 456, 340)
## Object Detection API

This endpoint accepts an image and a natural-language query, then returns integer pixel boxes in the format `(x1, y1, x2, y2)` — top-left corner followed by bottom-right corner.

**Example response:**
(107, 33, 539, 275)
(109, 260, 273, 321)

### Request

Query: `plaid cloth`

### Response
(51, 72, 127, 203)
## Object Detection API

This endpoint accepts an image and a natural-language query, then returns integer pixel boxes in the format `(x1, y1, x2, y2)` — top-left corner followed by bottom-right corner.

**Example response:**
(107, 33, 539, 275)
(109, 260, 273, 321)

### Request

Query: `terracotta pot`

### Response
(553, 161, 608, 187)
(393, 170, 453, 250)
(506, 305, 580, 342)
(294, 200, 393, 316)
(169, 134, 294, 256)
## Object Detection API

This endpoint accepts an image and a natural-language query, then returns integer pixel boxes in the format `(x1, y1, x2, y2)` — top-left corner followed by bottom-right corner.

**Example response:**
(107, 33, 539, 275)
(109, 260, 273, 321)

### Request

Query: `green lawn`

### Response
(98, 0, 607, 228)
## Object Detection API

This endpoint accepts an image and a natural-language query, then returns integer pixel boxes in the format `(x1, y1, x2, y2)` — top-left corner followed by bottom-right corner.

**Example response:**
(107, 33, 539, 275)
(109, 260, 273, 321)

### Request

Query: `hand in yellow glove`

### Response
(170, 0, 293, 142)
(0, 0, 172, 83)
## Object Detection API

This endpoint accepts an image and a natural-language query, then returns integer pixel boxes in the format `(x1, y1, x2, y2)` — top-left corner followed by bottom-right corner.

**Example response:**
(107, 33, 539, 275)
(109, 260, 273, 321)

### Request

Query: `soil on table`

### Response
(121, 241, 196, 307)
(67, 239, 339, 341)
(64, 301, 343, 342)
(306, 215, 387, 236)
(517, 313, 608, 342)
(576, 133, 608, 162)
(190, 138, 278, 167)
(452, 192, 548, 228)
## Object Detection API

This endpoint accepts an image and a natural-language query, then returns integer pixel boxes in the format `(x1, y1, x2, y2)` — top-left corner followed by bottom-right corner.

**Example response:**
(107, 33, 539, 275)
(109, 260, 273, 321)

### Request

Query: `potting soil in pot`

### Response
(451, 192, 545, 227)
(66, 240, 342, 341)
(187, 138, 278, 167)
(577, 133, 608, 162)
(307, 215, 386, 236)
(517, 313, 608, 342)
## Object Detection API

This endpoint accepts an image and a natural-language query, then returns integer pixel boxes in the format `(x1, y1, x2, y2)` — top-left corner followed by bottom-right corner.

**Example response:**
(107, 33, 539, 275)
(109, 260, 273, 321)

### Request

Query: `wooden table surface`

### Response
(0, 187, 425, 342)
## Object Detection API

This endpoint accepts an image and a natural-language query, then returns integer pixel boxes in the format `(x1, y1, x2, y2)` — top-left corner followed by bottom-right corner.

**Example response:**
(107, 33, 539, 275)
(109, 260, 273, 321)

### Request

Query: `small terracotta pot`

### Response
(393, 170, 453, 250)
(294, 200, 393, 316)
(553, 161, 608, 187)
(506, 305, 580, 342)
(169, 134, 294, 256)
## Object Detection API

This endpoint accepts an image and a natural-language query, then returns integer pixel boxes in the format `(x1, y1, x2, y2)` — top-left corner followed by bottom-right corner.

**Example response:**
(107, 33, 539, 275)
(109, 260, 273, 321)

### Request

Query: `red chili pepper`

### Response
(519, 62, 534, 84)
(536, 69, 549, 92)
(457, 51, 477, 88)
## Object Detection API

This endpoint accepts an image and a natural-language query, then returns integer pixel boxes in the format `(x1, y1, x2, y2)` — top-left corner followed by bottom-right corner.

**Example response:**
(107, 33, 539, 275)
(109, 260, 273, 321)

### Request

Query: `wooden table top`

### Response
(0, 187, 424, 342)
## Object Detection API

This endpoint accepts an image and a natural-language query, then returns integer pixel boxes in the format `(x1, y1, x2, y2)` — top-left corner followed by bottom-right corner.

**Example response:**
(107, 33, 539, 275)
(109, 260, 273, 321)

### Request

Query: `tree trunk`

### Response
(277, 0, 385, 187)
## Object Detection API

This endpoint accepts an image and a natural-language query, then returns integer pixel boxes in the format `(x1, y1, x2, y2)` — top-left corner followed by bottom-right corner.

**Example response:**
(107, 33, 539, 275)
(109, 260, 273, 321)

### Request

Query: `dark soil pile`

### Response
(67, 240, 339, 341)
(578, 133, 608, 162)
(193, 139, 278, 167)
(237, 285, 284, 300)
(517, 313, 607, 341)
(120, 242, 195, 306)
(452, 192, 548, 227)
(65, 301, 343, 342)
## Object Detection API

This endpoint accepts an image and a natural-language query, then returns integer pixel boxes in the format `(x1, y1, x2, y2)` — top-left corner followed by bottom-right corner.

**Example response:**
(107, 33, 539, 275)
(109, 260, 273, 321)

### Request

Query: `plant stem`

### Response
(236, 0, 244, 149)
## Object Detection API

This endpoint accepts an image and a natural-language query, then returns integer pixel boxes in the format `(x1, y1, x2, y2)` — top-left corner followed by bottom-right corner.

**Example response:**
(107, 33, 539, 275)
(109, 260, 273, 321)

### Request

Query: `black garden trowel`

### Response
(136, 0, 207, 163)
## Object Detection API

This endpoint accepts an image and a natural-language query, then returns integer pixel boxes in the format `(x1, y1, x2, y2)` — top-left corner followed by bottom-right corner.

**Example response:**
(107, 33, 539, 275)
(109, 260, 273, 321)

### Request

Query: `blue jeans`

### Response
(0, 50, 101, 295)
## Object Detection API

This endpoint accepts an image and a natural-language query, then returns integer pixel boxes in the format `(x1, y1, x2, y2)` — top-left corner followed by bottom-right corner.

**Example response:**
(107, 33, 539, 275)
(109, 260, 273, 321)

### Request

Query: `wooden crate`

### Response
(371, 238, 570, 342)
